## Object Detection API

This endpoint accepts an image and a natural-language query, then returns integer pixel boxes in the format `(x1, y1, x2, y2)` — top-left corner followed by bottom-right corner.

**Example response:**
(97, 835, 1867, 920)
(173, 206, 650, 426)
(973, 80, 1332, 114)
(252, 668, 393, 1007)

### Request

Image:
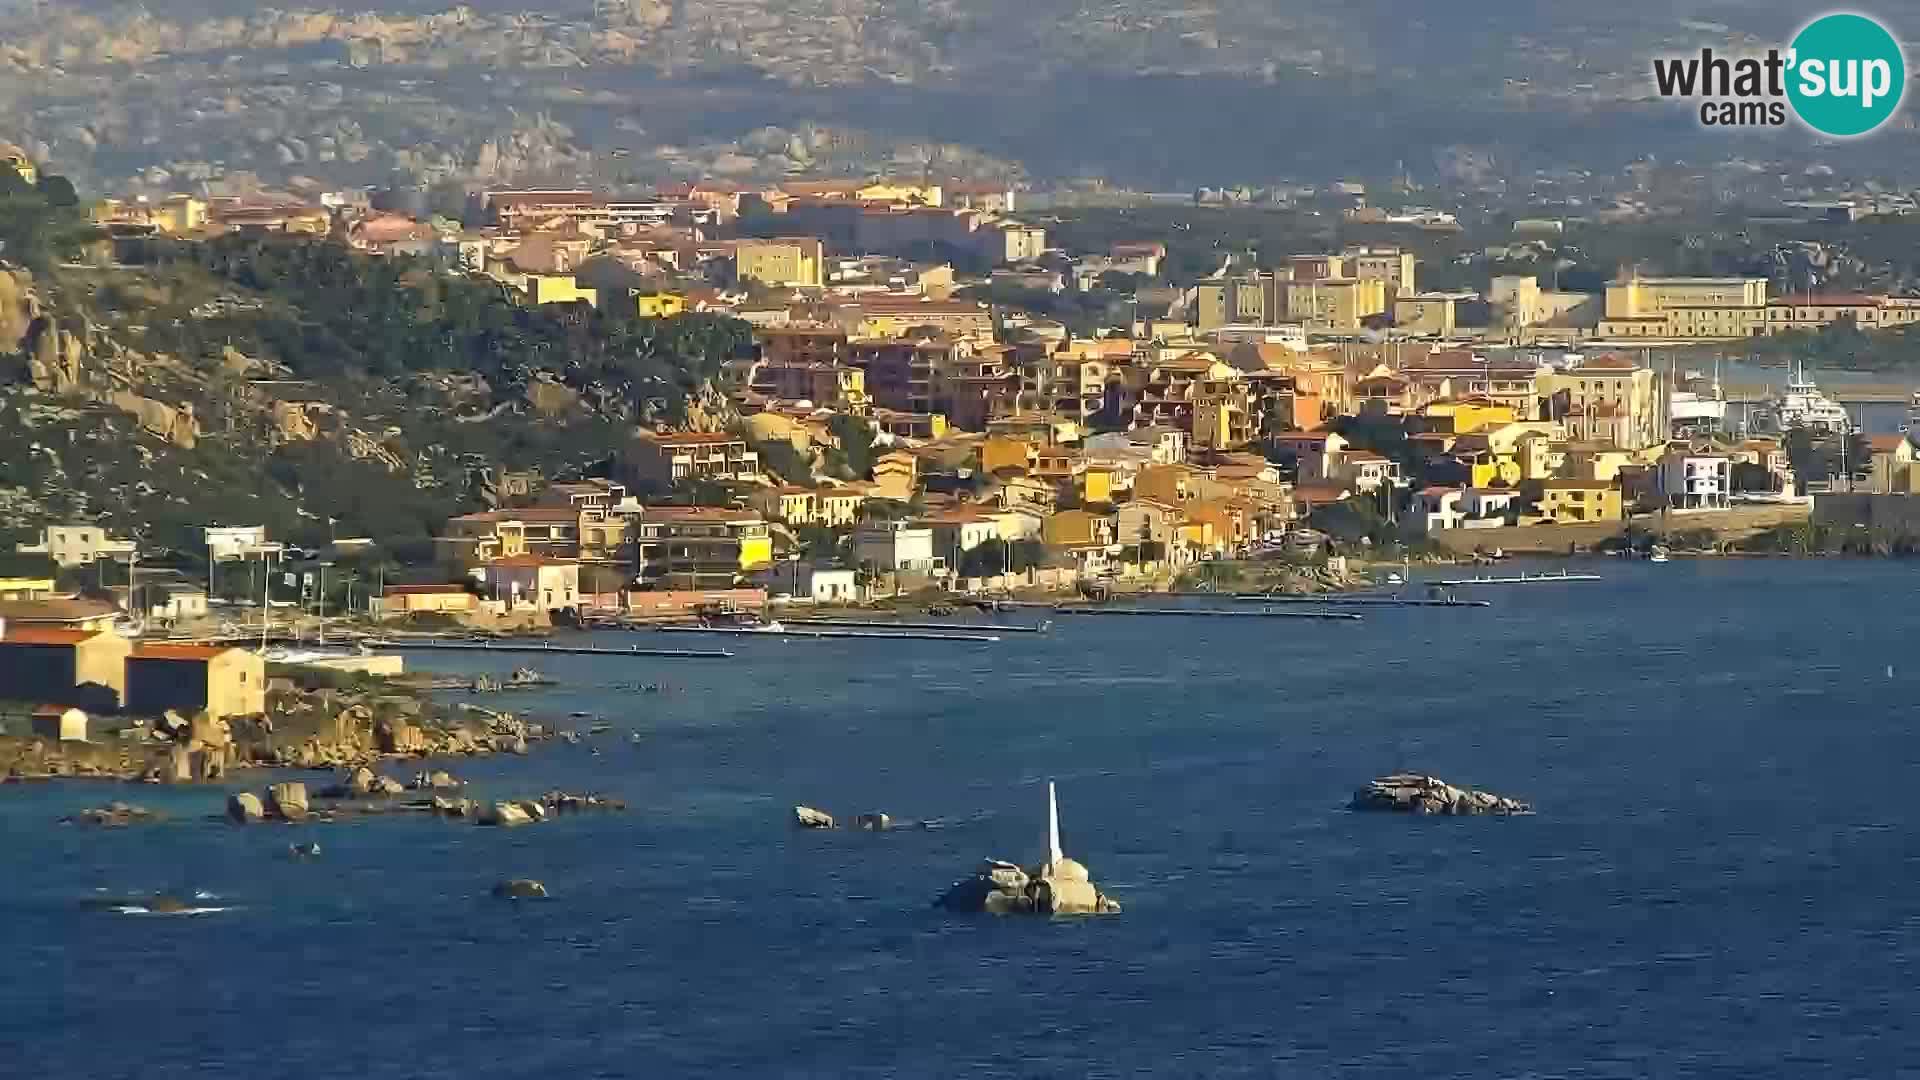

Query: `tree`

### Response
(756, 438, 814, 485)
(35, 175, 78, 208)
(827, 414, 878, 478)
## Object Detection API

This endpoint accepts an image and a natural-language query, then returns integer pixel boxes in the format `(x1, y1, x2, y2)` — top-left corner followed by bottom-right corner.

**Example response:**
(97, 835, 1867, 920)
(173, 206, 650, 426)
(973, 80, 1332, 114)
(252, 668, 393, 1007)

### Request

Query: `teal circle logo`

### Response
(1788, 13, 1906, 136)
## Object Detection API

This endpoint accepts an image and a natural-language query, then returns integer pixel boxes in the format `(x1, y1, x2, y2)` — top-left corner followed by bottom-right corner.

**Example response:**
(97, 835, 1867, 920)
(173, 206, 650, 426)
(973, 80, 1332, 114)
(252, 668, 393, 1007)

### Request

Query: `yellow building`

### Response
(1598, 276, 1768, 339)
(634, 507, 773, 589)
(750, 486, 820, 525)
(736, 238, 825, 288)
(872, 451, 918, 501)
(1079, 466, 1114, 506)
(523, 274, 599, 308)
(1134, 464, 1200, 505)
(1393, 294, 1465, 337)
(126, 643, 266, 721)
(1043, 509, 1112, 548)
(981, 437, 1036, 475)
(1537, 480, 1622, 524)
(635, 292, 688, 318)
(1537, 355, 1662, 449)
(1286, 278, 1388, 331)
(0, 574, 56, 601)
(1343, 247, 1418, 298)
(0, 142, 36, 185)
(816, 488, 868, 527)
(1415, 399, 1517, 436)
(1186, 499, 1254, 548)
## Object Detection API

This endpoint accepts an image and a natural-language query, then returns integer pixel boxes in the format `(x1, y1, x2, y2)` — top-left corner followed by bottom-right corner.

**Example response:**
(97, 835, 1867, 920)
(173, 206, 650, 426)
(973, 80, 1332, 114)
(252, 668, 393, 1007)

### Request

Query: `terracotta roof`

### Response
(1541, 480, 1615, 491)
(1292, 484, 1350, 503)
(449, 507, 580, 524)
(1573, 354, 1640, 371)
(0, 598, 118, 623)
(1866, 434, 1910, 453)
(380, 584, 471, 596)
(642, 506, 761, 524)
(131, 643, 235, 661)
(486, 555, 580, 568)
(637, 431, 747, 446)
(0, 627, 103, 646)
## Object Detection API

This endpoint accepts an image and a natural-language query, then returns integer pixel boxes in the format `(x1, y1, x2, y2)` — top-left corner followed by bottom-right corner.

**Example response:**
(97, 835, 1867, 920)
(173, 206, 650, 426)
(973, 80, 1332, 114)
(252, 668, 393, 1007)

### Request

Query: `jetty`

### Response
(654, 624, 1001, 643)
(1053, 606, 1360, 622)
(1229, 593, 1491, 608)
(779, 617, 1049, 634)
(1436, 569, 1602, 587)
(371, 640, 735, 659)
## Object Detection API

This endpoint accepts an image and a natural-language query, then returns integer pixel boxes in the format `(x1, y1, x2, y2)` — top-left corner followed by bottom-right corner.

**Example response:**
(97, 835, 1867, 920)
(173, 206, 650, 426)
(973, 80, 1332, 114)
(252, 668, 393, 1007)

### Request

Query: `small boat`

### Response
(1385, 571, 1406, 585)
(1649, 545, 1671, 564)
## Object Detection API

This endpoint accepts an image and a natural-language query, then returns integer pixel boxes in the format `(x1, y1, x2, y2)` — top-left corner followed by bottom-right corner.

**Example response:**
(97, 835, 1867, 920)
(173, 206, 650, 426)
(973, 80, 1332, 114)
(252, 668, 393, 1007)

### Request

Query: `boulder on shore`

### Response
(413, 770, 462, 790)
(226, 792, 265, 824)
(492, 878, 548, 899)
(1349, 773, 1532, 816)
(267, 781, 311, 821)
(793, 805, 835, 829)
(478, 801, 532, 827)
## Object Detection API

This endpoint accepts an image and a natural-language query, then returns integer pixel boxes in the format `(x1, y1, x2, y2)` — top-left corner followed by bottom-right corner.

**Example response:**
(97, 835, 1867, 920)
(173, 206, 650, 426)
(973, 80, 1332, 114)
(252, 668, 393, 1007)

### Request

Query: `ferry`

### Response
(1748, 360, 1854, 436)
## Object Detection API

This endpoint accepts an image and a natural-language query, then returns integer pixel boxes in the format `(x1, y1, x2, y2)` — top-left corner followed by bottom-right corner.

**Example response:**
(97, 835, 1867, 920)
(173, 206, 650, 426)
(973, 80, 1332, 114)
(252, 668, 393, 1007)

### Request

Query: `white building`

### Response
(17, 525, 137, 567)
(1338, 451, 1401, 494)
(1415, 487, 1466, 532)
(853, 522, 939, 572)
(203, 525, 284, 562)
(1660, 452, 1733, 509)
(800, 566, 859, 604)
(1461, 488, 1520, 521)
(476, 557, 581, 611)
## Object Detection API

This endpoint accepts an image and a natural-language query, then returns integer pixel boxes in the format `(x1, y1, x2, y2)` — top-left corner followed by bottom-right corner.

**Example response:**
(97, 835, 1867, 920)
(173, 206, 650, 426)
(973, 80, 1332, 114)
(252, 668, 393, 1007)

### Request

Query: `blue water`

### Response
(8, 559, 1920, 1076)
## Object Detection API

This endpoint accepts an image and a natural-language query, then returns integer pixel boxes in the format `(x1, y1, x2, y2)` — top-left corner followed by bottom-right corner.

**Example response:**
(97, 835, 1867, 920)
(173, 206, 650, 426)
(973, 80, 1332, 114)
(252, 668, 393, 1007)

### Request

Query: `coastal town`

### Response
(9, 142, 1920, 746)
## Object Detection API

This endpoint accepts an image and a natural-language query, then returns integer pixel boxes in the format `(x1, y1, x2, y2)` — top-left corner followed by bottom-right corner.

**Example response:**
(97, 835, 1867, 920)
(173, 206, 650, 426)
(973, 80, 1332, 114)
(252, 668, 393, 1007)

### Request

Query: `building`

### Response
(1539, 355, 1662, 449)
(0, 572, 55, 601)
(634, 507, 773, 590)
(0, 627, 131, 710)
(1342, 247, 1418, 299)
(125, 643, 266, 721)
(622, 431, 762, 490)
(0, 598, 120, 632)
(872, 451, 919, 501)
(370, 584, 481, 619)
(16, 524, 137, 567)
(518, 274, 598, 307)
(203, 525, 282, 562)
(30, 706, 88, 743)
(1338, 451, 1401, 493)
(796, 565, 859, 603)
(634, 292, 689, 318)
(1415, 487, 1468, 532)
(1659, 451, 1733, 509)
(1285, 278, 1388, 332)
(852, 521, 939, 572)
(1764, 295, 1920, 336)
(735, 238, 825, 288)
(1867, 434, 1920, 494)
(1, 141, 37, 184)
(1537, 480, 1623, 523)
(1269, 431, 1349, 481)
(1598, 276, 1769, 339)
(436, 507, 583, 569)
(1393, 293, 1470, 336)
(478, 557, 582, 611)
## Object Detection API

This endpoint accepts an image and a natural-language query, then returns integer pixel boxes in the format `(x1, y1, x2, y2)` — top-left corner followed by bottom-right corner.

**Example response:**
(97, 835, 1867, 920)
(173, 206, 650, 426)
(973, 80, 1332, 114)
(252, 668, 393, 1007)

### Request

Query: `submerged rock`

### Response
(478, 801, 532, 827)
(934, 783, 1121, 916)
(793, 805, 835, 829)
(66, 801, 163, 827)
(1349, 773, 1532, 816)
(288, 841, 323, 860)
(852, 813, 892, 831)
(492, 878, 548, 899)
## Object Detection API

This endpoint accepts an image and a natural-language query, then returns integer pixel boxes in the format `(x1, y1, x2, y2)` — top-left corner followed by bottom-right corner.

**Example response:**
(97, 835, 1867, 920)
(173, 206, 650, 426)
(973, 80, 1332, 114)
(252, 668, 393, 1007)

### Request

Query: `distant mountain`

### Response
(0, 0, 1905, 195)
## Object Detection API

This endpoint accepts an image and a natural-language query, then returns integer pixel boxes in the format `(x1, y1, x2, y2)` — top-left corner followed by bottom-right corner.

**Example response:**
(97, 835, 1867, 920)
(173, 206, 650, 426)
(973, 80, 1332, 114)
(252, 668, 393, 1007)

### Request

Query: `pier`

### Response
(779, 617, 1050, 634)
(1435, 570, 1602, 587)
(1229, 593, 1492, 608)
(1053, 606, 1362, 622)
(654, 625, 1002, 643)
(373, 640, 735, 659)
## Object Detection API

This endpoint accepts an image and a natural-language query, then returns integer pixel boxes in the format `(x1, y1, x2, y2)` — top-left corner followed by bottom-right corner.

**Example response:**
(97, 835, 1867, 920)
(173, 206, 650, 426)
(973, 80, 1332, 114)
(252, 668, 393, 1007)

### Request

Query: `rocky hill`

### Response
(0, 180, 750, 559)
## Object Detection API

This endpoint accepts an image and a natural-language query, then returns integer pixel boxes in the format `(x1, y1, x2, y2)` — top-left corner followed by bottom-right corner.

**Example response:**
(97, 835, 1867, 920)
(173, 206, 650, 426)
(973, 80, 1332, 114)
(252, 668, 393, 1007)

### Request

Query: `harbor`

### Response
(776, 617, 1050, 634)
(1435, 570, 1603, 587)
(371, 639, 735, 659)
(653, 624, 1003, 643)
(1229, 593, 1492, 608)
(1053, 606, 1362, 622)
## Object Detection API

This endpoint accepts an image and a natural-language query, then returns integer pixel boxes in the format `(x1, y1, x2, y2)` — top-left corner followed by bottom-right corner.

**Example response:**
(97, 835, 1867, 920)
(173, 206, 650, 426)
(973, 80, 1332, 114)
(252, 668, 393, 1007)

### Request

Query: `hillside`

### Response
(0, 174, 750, 561)
(0, 0, 1884, 196)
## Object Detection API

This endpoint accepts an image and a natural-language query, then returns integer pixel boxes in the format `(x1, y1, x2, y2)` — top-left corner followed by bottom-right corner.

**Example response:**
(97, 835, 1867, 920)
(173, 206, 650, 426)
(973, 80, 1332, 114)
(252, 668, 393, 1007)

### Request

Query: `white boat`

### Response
(1649, 546, 1671, 564)
(1749, 360, 1854, 436)
(1384, 572, 1405, 585)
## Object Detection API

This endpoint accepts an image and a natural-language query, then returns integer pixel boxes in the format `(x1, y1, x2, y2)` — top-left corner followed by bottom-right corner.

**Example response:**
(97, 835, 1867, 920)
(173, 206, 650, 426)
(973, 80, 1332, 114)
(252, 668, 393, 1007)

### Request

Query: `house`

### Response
(478, 557, 581, 611)
(370, 584, 480, 620)
(1337, 451, 1401, 494)
(1461, 488, 1519, 521)
(1415, 487, 1468, 532)
(750, 486, 821, 526)
(871, 451, 919, 501)
(0, 569, 56, 601)
(436, 507, 583, 569)
(30, 705, 89, 743)
(0, 598, 121, 632)
(1115, 499, 1189, 563)
(1537, 480, 1623, 523)
(203, 525, 282, 562)
(0, 627, 131, 710)
(815, 488, 868, 528)
(1866, 434, 1920, 494)
(1043, 509, 1116, 549)
(16, 524, 137, 567)
(1269, 432, 1348, 481)
(622, 431, 762, 490)
(919, 508, 1004, 559)
(146, 583, 209, 623)
(125, 643, 266, 721)
(634, 507, 773, 590)
(794, 565, 859, 604)
(1659, 451, 1733, 509)
(852, 521, 940, 572)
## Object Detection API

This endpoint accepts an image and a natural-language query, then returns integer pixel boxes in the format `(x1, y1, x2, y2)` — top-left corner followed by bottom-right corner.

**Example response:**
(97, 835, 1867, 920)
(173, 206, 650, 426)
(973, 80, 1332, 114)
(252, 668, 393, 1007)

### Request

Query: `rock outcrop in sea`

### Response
(1349, 773, 1533, 816)
(934, 782, 1121, 916)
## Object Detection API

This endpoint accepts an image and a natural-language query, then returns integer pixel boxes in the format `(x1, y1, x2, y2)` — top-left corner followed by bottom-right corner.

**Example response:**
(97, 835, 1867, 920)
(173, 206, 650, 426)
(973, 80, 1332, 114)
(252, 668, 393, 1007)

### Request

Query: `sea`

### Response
(6, 557, 1920, 1077)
